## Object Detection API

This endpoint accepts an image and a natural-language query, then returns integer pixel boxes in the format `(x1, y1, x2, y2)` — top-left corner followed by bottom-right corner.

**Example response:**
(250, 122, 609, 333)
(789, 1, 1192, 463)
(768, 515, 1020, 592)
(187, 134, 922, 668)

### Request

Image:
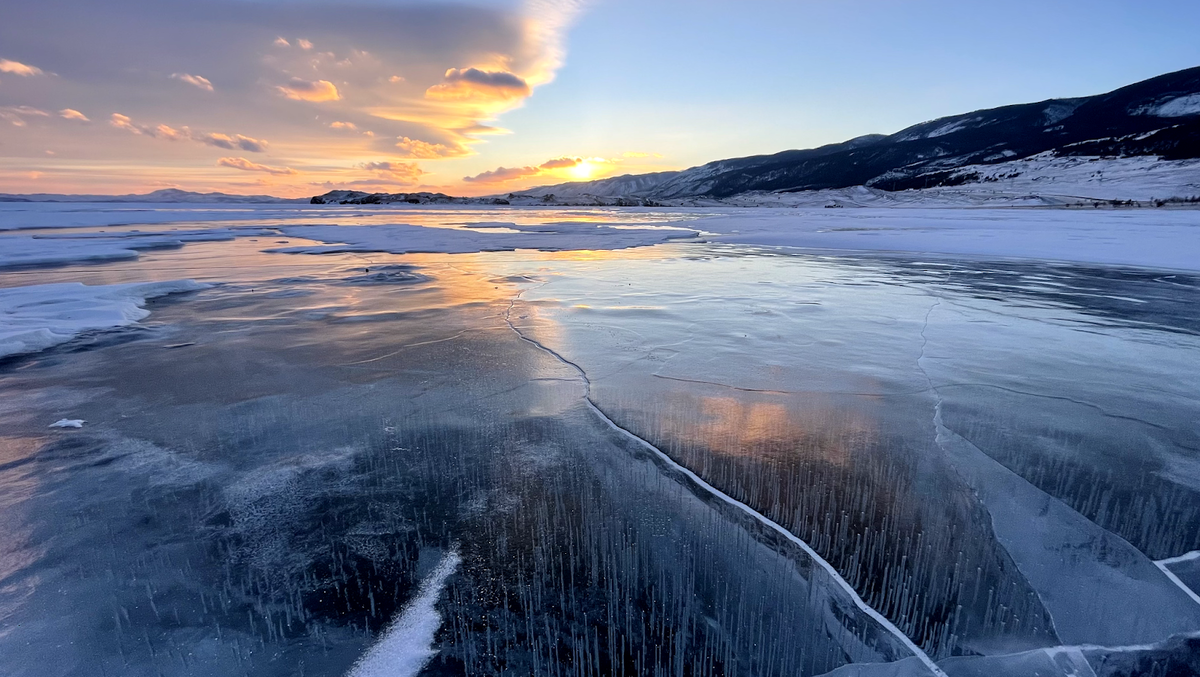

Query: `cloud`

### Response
(197, 132, 268, 152)
(0, 59, 43, 76)
(394, 136, 468, 159)
(538, 156, 581, 169)
(425, 68, 530, 101)
(462, 165, 540, 184)
(358, 160, 425, 184)
(330, 121, 358, 130)
(171, 73, 214, 91)
(276, 78, 341, 102)
(463, 155, 607, 184)
(110, 113, 266, 151)
(1, 106, 50, 126)
(59, 109, 90, 122)
(217, 157, 296, 175)
(0, 0, 591, 193)
(297, 39, 314, 50)
(109, 113, 140, 133)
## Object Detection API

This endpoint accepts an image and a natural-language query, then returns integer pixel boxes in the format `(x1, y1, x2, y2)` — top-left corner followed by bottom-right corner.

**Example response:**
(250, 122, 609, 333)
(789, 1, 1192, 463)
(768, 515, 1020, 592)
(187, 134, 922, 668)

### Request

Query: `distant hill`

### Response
(0, 188, 304, 203)
(512, 66, 1200, 201)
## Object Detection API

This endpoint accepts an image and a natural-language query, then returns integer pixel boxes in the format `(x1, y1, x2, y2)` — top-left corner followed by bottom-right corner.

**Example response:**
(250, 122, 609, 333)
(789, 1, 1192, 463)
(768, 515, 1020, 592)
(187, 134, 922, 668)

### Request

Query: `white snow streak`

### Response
(347, 546, 461, 677)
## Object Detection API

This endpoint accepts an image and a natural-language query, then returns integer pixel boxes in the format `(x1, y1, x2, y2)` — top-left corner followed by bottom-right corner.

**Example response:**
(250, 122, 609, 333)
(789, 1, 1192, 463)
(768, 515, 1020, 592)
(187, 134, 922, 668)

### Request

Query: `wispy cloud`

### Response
(218, 157, 296, 175)
(276, 78, 341, 102)
(0, 59, 44, 76)
(1, 106, 50, 126)
(59, 109, 90, 122)
(330, 121, 358, 130)
(110, 113, 267, 151)
(171, 73, 214, 91)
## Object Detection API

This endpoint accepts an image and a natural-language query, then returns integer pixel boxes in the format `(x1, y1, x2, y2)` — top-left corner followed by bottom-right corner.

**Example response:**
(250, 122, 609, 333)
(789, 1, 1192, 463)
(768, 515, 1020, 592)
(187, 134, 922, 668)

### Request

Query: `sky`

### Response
(1, 0, 1199, 197)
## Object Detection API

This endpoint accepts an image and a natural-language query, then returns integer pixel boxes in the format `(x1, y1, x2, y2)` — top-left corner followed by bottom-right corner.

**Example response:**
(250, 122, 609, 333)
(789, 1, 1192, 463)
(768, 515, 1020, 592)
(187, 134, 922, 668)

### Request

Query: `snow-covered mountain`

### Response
(513, 66, 1200, 202)
(0, 188, 304, 203)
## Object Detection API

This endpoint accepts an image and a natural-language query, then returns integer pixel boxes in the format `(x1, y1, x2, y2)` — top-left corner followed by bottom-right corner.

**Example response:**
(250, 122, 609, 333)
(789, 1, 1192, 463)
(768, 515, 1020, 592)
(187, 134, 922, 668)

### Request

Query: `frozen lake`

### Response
(1, 204, 1198, 676)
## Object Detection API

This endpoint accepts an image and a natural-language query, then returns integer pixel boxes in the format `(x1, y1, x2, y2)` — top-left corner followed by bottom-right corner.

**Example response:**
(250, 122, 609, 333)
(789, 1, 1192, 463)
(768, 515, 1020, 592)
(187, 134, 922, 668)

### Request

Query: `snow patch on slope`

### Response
(1136, 94, 1200, 118)
(917, 154, 1200, 202)
(0, 280, 210, 359)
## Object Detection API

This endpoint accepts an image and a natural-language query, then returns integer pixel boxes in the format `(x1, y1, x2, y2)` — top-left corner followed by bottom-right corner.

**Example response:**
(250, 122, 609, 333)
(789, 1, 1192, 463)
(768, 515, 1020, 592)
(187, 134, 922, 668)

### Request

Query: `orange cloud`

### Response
(59, 108, 90, 122)
(171, 73, 214, 91)
(394, 136, 469, 159)
(359, 160, 424, 184)
(217, 157, 297, 175)
(1, 106, 50, 126)
(110, 113, 267, 151)
(330, 121, 358, 130)
(276, 78, 340, 102)
(425, 68, 531, 101)
(0, 59, 43, 76)
(463, 156, 582, 184)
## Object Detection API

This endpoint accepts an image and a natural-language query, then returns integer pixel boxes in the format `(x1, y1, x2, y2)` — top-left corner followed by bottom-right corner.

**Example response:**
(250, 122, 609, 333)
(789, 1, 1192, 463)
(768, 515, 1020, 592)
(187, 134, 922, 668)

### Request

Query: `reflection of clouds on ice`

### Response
(0, 280, 209, 359)
(347, 546, 461, 677)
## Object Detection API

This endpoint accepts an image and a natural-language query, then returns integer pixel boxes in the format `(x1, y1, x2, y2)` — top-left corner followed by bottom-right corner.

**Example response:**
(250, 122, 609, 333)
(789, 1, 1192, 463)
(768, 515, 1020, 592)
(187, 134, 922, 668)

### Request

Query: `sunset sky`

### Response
(2, 0, 1199, 197)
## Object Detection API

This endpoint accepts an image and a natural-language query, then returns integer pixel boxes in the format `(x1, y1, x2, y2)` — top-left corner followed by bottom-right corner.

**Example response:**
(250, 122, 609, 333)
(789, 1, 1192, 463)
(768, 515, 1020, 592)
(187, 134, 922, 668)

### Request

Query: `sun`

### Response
(569, 160, 595, 180)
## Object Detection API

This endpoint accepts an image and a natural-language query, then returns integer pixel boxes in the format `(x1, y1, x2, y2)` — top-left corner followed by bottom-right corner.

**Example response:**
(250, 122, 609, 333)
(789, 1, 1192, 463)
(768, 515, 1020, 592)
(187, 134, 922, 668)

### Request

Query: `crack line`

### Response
(503, 284, 947, 677)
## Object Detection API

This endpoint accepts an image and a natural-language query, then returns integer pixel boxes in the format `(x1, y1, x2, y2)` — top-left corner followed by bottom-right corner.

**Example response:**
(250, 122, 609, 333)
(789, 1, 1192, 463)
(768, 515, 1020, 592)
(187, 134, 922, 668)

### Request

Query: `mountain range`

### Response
(0, 188, 304, 204)
(504, 65, 1200, 203)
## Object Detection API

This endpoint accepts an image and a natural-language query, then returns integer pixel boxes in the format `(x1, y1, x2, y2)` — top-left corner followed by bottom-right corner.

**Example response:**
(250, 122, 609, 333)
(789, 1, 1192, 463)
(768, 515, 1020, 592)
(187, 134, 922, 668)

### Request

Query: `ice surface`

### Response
(2, 203, 1199, 677)
(0, 231, 265, 269)
(690, 208, 1200, 270)
(932, 408, 1200, 645)
(0, 202, 321, 231)
(272, 221, 699, 255)
(0, 279, 210, 358)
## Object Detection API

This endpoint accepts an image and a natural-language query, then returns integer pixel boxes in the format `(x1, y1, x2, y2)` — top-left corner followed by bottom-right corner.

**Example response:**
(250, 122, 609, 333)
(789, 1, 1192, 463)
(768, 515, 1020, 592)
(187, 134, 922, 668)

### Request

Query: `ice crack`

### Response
(503, 286, 948, 677)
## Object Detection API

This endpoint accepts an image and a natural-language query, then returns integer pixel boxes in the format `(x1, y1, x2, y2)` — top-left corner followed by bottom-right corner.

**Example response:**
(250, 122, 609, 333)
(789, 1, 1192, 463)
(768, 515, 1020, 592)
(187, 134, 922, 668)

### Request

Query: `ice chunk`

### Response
(0, 279, 210, 359)
(48, 418, 84, 428)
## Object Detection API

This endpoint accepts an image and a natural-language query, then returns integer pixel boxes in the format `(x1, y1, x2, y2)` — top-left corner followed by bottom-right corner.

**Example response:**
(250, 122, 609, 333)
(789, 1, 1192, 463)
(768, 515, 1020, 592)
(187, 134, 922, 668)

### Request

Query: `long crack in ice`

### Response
(503, 285, 949, 677)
